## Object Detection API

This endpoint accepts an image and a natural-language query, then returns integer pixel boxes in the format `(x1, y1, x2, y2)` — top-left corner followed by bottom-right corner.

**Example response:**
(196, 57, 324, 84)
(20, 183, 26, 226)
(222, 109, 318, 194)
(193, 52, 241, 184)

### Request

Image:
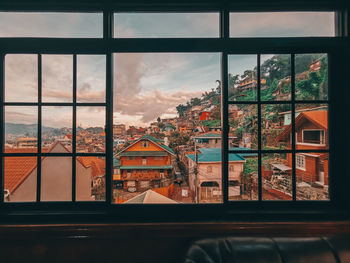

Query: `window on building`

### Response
(303, 130, 325, 144)
(296, 154, 306, 170)
(207, 166, 213, 173)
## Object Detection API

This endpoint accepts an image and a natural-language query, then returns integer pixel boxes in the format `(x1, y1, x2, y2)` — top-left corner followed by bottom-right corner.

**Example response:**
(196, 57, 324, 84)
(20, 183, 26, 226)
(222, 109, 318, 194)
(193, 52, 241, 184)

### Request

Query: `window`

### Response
(0, 5, 347, 220)
(140, 141, 149, 148)
(302, 130, 325, 145)
(296, 154, 306, 170)
(207, 166, 213, 173)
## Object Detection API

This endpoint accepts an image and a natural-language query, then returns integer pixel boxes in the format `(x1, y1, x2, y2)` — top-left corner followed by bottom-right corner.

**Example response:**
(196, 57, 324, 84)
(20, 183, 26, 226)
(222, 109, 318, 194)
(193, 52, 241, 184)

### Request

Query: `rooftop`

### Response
(187, 148, 245, 163)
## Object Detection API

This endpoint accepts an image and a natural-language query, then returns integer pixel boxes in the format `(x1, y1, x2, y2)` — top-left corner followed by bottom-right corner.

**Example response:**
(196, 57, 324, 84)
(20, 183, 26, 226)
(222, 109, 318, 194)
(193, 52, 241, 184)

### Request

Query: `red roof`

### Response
(277, 110, 327, 141)
(4, 142, 105, 194)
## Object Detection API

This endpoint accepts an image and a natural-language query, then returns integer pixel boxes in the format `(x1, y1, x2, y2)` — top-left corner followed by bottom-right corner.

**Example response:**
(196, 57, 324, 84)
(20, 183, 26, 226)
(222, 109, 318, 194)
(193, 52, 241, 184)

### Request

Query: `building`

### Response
(186, 148, 246, 202)
(309, 59, 322, 71)
(16, 137, 37, 148)
(116, 135, 175, 192)
(277, 110, 328, 185)
(199, 111, 211, 121)
(4, 142, 105, 202)
(237, 78, 266, 91)
(279, 106, 328, 126)
(113, 124, 126, 137)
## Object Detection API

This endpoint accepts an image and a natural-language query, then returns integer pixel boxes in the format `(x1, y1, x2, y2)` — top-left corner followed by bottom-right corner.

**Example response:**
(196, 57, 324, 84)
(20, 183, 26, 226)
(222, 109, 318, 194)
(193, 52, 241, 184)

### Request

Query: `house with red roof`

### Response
(277, 110, 328, 185)
(4, 142, 105, 202)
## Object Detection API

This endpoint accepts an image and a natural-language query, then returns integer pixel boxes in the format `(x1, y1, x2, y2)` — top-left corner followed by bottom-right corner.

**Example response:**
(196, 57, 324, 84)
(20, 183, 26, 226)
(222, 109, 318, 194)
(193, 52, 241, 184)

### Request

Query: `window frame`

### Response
(0, 1, 349, 222)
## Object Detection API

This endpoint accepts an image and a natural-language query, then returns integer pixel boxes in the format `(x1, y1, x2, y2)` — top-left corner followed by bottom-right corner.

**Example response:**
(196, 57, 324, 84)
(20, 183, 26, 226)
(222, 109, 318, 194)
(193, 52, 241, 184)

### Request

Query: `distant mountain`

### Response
(5, 123, 56, 136)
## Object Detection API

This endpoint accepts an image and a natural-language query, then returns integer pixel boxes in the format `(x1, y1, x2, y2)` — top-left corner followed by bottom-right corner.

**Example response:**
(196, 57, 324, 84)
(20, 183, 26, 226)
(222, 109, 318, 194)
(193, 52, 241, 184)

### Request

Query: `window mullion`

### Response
(0, 53, 4, 204)
(72, 54, 77, 202)
(291, 53, 296, 201)
(257, 54, 262, 202)
(36, 54, 42, 202)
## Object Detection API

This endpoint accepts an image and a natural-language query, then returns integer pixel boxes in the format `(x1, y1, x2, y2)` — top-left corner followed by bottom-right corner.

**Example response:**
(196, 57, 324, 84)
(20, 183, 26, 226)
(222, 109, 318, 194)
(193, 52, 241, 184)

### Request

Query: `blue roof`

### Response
(229, 147, 258, 157)
(187, 148, 245, 163)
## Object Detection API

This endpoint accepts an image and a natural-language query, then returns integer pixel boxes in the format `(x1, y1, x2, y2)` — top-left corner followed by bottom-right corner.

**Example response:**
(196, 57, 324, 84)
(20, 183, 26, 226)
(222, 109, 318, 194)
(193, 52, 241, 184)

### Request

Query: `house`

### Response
(277, 110, 328, 185)
(279, 106, 328, 126)
(116, 135, 175, 192)
(199, 111, 211, 121)
(4, 142, 104, 202)
(113, 124, 126, 136)
(309, 59, 322, 71)
(237, 78, 266, 91)
(16, 137, 37, 148)
(186, 148, 246, 202)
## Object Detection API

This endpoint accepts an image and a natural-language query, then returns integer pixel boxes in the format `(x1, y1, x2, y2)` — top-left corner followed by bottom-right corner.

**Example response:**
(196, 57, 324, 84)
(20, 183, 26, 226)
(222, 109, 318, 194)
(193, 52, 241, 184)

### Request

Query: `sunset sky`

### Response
(2, 11, 334, 129)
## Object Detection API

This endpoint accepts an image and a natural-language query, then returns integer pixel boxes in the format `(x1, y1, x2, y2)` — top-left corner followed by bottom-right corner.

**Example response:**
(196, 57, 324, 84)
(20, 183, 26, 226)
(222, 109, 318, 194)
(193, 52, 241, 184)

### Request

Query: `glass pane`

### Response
(76, 156, 105, 201)
(0, 12, 102, 37)
(77, 55, 106, 102)
(4, 156, 37, 202)
(296, 152, 329, 200)
(230, 12, 335, 37)
(295, 54, 328, 100)
(262, 104, 291, 150)
(262, 153, 292, 200)
(228, 55, 257, 101)
(113, 53, 220, 204)
(5, 54, 37, 102)
(5, 106, 37, 153)
(42, 106, 72, 152)
(294, 104, 328, 150)
(261, 54, 291, 101)
(229, 154, 258, 201)
(42, 55, 73, 102)
(41, 157, 72, 201)
(114, 13, 219, 38)
(229, 104, 258, 149)
(77, 107, 106, 153)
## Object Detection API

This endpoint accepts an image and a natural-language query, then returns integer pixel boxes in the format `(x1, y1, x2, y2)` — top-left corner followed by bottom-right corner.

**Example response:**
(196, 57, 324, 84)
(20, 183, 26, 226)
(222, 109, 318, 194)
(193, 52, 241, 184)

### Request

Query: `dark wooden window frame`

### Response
(0, 1, 349, 223)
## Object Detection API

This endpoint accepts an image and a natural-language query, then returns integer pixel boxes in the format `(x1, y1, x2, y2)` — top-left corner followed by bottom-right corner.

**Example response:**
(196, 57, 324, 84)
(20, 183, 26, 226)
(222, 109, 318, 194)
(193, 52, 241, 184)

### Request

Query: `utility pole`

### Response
(194, 141, 198, 204)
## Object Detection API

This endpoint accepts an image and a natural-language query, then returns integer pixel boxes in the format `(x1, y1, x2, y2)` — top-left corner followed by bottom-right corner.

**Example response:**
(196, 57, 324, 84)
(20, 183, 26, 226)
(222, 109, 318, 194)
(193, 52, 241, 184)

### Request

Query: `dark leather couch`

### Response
(184, 236, 350, 263)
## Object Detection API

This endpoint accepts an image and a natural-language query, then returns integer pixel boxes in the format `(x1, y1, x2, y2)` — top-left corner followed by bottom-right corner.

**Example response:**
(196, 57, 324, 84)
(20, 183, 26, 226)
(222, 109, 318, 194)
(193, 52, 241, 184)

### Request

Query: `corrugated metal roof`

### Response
(187, 148, 245, 163)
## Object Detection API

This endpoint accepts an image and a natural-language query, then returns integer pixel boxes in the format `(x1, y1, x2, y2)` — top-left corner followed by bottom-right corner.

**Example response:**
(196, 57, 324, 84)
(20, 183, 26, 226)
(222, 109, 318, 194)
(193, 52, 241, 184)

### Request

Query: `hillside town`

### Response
(4, 54, 329, 203)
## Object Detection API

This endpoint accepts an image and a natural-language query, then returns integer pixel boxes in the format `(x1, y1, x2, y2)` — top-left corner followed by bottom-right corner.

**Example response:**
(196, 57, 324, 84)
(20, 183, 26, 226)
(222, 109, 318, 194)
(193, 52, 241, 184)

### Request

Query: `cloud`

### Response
(230, 12, 334, 37)
(115, 88, 202, 125)
(113, 53, 220, 127)
(5, 54, 38, 102)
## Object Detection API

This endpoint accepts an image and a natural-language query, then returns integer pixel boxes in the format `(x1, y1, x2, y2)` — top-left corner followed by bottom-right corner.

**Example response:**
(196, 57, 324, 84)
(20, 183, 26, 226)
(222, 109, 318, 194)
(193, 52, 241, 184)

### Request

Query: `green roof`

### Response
(120, 165, 173, 170)
(120, 151, 168, 157)
(187, 148, 245, 163)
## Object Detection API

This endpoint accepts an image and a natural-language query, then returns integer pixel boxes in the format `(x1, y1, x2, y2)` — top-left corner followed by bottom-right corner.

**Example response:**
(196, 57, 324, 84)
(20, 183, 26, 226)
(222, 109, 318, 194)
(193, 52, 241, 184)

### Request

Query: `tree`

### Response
(176, 104, 188, 117)
(190, 97, 201, 106)
(261, 55, 291, 82)
(157, 117, 161, 123)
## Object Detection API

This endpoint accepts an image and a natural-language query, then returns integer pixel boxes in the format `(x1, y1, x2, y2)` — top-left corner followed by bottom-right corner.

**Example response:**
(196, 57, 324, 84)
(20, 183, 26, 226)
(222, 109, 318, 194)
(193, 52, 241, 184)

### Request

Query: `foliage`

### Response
(176, 104, 188, 117)
(243, 158, 257, 176)
(201, 119, 221, 127)
(168, 131, 190, 149)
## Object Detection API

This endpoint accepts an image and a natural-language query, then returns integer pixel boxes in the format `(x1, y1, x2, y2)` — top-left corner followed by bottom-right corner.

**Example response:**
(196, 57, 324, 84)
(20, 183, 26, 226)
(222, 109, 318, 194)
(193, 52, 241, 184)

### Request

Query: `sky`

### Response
(2, 11, 335, 130)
